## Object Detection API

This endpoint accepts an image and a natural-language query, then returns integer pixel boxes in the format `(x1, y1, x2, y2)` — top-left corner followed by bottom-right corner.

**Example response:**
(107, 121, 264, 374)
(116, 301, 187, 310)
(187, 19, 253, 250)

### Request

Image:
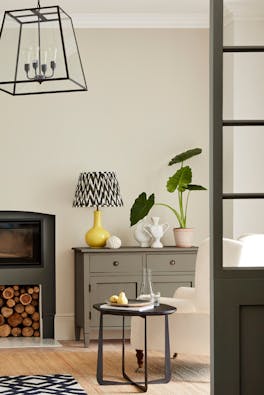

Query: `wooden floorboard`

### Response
(0, 340, 210, 394)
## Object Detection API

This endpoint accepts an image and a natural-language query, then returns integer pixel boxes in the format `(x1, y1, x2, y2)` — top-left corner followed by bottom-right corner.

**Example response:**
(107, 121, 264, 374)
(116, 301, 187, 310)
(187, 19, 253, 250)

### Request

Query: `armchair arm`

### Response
(173, 286, 195, 300)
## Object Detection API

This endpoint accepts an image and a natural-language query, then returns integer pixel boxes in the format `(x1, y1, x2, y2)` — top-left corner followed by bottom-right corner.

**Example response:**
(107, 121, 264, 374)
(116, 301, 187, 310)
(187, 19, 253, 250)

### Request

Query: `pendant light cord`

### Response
(37, 0, 41, 74)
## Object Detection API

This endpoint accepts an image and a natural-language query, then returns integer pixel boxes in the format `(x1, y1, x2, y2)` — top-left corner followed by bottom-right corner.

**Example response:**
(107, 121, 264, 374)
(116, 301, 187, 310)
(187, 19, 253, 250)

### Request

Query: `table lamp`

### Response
(73, 171, 123, 248)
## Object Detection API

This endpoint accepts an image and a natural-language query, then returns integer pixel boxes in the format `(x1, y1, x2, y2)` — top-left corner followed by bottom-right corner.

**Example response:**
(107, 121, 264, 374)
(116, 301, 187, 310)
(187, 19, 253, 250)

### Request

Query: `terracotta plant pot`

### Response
(173, 228, 194, 248)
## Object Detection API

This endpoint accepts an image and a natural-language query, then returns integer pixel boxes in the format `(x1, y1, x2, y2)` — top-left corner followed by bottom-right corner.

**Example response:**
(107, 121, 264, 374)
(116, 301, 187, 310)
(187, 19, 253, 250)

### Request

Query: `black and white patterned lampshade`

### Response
(73, 172, 123, 208)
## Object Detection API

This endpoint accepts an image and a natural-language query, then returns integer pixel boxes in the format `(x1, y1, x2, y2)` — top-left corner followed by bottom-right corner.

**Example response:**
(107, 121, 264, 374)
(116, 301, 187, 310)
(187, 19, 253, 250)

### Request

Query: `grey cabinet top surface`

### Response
(72, 246, 198, 253)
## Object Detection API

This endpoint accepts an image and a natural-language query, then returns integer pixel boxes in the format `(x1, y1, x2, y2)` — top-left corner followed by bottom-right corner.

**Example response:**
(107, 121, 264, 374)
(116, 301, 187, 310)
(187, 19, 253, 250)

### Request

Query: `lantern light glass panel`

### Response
(0, 6, 87, 95)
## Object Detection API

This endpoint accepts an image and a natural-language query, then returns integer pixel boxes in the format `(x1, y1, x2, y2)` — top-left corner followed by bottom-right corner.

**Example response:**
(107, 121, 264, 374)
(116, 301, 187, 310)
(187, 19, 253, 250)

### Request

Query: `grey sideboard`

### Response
(73, 246, 197, 347)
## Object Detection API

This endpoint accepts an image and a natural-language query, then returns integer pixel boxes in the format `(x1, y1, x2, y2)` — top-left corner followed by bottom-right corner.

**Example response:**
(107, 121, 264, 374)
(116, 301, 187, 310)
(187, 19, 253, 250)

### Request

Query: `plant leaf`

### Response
(169, 148, 202, 166)
(130, 192, 155, 226)
(166, 166, 192, 193)
(187, 184, 207, 190)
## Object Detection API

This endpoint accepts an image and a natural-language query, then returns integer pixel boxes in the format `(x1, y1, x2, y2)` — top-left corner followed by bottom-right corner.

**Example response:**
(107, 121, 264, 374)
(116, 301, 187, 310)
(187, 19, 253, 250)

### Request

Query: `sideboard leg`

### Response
(84, 332, 90, 347)
(135, 349, 144, 372)
(75, 326, 81, 341)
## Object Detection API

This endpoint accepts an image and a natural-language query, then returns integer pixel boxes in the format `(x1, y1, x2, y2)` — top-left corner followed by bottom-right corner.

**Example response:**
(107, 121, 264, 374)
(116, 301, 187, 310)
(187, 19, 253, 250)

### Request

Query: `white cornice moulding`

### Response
(0, 12, 209, 29)
(223, 13, 264, 27)
(225, 4, 264, 22)
(71, 13, 209, 29)
(232, 15, 264, 23)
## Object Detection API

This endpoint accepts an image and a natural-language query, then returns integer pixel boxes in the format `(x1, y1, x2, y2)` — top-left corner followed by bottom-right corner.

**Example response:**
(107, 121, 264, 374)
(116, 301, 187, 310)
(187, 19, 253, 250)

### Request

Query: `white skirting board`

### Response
(55, 314, 75, 340)
(55, 314, 131, 341)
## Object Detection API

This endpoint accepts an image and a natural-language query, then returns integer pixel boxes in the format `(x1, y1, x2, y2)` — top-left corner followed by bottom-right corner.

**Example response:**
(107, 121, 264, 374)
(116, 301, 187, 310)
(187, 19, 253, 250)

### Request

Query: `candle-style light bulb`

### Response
(44, 51, 47, 65)
(27, 48, 32, 64)
(54, 47, 57, 61)
(35, 46, 39, 60)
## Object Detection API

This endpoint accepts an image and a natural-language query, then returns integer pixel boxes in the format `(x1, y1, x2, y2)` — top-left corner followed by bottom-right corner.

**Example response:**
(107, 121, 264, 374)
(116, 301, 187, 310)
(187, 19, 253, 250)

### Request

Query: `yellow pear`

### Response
(117, 291, 128, 305)
(109, 295, 118, 303)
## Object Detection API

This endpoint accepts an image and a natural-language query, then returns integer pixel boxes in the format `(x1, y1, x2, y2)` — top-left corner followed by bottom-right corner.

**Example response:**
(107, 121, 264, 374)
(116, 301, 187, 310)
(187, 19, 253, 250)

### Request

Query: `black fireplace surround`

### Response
(0, 211, 55, 338)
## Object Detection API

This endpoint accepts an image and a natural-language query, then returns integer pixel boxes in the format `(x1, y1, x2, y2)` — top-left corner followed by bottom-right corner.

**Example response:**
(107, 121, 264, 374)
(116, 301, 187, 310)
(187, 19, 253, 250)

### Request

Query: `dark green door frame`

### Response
(210, 0, 223, 389)
(210, 1, 264, 394)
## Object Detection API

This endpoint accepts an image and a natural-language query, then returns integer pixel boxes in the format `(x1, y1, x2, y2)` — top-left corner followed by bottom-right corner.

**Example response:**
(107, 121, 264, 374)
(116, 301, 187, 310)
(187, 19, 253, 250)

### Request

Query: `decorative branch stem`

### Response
(184, 191, 191, 227)
(155, 203, 183, 228)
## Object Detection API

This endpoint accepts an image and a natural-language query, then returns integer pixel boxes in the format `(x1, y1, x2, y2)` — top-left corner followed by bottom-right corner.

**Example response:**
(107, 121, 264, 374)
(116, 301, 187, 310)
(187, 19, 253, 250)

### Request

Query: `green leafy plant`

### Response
(130, 148, 207, 228)
(130, 192, 155, 227)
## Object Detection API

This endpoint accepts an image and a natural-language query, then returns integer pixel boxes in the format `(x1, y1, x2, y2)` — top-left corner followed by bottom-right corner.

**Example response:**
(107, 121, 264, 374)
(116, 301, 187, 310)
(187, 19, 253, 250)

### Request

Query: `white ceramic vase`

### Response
(173, 228, 194, 248)
(144, 217, 169, 248)
(134, 219, 152, 247)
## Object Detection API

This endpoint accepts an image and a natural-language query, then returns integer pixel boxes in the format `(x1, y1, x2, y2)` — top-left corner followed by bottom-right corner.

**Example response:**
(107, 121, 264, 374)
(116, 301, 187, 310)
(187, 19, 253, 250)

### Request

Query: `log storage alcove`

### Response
(0, 285, 40, 337)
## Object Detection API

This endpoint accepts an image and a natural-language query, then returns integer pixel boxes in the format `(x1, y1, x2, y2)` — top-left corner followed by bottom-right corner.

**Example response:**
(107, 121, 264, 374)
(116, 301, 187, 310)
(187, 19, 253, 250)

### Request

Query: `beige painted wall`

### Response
(0, 28, 209, 338)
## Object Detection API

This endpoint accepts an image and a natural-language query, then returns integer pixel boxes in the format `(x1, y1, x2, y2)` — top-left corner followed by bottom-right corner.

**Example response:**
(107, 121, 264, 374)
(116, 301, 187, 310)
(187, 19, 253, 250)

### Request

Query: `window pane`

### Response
(223, 200, 264, 267)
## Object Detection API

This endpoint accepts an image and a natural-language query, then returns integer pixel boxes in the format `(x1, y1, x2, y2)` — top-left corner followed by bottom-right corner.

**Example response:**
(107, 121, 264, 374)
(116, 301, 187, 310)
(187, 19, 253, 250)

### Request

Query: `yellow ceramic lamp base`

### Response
(85, 210, 110, 248)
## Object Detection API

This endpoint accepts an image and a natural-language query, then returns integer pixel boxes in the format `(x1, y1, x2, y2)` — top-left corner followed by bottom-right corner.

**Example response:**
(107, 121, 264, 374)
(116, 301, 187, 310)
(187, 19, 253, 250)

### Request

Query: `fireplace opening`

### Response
(0, 285, 41, 338)
(0, 221, 41, 266)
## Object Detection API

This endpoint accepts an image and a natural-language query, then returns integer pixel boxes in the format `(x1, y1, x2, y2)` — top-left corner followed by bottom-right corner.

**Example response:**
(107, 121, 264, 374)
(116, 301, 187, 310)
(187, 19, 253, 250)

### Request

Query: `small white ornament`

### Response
(106, 236, 122, 249)
(144, 217, 169, 248)
(134, 218, 152, 247)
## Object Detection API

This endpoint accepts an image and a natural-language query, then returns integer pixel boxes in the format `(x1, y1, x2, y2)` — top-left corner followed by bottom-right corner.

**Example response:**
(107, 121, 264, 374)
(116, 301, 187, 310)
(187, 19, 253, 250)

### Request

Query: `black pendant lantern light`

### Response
(0, 1, 87, 95)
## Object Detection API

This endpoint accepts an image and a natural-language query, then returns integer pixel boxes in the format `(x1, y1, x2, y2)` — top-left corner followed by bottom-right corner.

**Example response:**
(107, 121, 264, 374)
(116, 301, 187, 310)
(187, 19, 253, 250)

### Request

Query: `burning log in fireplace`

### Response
(0, 285, 40, 337)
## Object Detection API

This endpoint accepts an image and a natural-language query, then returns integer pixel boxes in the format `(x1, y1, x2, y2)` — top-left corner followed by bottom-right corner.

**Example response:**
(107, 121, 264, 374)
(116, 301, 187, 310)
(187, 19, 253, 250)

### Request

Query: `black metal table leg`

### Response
(141, 315, 172, 385)
(164, 314, 172, 383)
(97, 313, 136, 386)
(144, 316, 148, 389)
(122, 316, 148, 392)
(96, 312, 104, 384)
(122, 315, 125, 376)
(122, 315, 171, 388)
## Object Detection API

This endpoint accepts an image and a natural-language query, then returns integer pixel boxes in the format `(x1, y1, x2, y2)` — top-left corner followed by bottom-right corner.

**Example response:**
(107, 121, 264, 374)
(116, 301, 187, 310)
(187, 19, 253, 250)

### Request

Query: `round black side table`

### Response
(93, 303, 176, 393)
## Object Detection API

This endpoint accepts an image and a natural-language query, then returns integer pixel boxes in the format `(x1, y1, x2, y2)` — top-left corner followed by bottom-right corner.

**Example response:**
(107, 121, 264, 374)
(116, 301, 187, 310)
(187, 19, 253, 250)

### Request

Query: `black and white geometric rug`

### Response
(0, 374, 87, 394)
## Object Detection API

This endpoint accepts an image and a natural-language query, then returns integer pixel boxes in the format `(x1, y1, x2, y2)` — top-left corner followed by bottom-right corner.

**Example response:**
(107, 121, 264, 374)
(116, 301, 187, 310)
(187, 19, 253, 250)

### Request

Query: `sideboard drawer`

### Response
(147, 254, 195, 272)
(90, 254, 143, 273)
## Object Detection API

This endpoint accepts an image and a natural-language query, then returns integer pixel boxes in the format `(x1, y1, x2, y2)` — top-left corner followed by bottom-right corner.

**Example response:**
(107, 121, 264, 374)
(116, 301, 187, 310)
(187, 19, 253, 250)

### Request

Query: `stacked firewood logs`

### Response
(0, 285, 40, 337)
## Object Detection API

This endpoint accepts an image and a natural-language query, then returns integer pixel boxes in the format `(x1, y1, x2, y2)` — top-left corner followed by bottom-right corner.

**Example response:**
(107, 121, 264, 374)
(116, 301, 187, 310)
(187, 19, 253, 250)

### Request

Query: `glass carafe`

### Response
(137, 268, 154, 302)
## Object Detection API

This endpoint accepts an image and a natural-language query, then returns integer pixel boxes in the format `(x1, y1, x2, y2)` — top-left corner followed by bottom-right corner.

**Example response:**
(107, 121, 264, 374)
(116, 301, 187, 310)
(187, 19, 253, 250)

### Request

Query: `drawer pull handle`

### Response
(170, 260, 176, 266)
(113, 261, 120, 267)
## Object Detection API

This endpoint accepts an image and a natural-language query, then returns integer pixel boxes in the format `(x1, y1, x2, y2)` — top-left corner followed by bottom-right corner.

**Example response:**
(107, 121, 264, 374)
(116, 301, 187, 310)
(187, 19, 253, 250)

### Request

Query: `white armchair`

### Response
(238, 233, 264, 267)
(130, 238, 243, 366)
